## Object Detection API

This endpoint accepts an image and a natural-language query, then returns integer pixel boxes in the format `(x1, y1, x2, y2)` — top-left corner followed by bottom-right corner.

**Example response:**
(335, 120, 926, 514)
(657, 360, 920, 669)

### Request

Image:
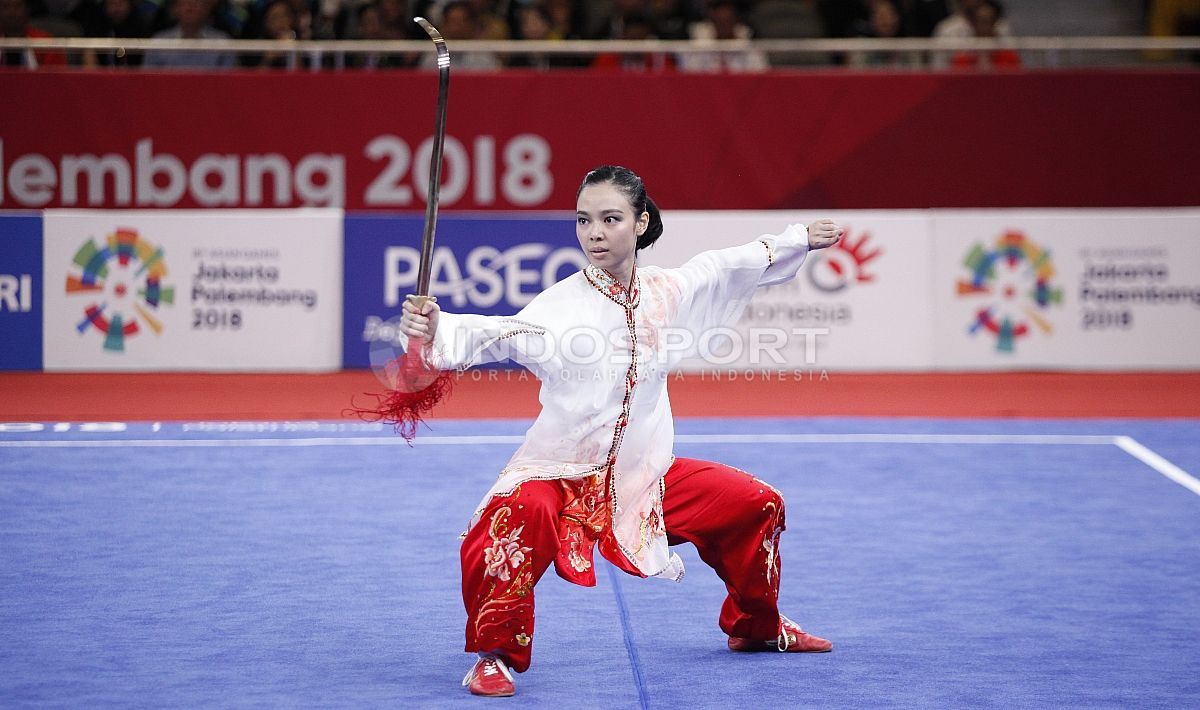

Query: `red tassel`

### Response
(348, 335, 455, 442)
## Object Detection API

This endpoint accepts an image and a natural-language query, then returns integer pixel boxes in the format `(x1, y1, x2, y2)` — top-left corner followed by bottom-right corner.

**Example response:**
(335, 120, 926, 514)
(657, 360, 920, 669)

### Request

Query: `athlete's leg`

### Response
(661, 458, 787, 640)
(461, 480, 563, 673)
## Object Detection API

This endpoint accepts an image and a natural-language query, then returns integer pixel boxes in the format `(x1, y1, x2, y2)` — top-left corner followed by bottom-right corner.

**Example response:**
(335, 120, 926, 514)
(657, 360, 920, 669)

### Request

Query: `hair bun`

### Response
(638, 196, 663, 250)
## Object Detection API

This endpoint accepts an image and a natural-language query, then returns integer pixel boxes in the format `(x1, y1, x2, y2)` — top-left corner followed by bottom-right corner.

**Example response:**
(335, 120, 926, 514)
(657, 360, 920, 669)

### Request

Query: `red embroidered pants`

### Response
(460, 457, 786, 672)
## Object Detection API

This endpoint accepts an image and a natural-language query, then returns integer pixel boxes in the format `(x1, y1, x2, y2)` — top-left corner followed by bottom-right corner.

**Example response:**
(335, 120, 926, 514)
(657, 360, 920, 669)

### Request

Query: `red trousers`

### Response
(460, 458, 787, 672)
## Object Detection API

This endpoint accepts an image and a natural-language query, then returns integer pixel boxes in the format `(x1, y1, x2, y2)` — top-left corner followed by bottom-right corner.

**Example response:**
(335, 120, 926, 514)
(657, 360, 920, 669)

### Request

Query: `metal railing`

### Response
(2, 36, 1199, 71)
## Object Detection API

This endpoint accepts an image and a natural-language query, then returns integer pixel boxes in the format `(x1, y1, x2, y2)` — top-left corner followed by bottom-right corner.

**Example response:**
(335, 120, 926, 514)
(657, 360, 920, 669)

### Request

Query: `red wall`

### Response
(2, 69, 1197, 211)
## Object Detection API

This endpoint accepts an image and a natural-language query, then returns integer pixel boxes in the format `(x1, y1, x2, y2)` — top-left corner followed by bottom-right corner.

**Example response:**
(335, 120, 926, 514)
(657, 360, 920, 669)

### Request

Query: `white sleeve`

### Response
(670, 223, 809, 333)
(426, 311, 552, 376)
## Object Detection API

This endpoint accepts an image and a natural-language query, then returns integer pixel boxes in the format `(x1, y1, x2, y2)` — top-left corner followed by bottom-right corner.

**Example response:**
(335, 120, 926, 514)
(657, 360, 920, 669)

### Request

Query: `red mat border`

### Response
(2, 371, 1198, 421)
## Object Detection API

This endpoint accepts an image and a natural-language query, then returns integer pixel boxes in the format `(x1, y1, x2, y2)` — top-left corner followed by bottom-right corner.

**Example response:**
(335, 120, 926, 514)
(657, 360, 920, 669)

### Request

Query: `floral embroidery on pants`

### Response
(474, 506, 536, 656)
(483, 512, 533, 582)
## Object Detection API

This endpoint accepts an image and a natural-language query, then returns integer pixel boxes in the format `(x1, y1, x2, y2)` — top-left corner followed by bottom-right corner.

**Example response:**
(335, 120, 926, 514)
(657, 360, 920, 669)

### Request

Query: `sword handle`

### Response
(406, 294, 437, 311)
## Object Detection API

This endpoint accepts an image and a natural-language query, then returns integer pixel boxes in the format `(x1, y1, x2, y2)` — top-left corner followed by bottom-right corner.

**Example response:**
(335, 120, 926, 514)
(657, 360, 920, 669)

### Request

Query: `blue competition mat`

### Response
(2, 417, 1198, 708)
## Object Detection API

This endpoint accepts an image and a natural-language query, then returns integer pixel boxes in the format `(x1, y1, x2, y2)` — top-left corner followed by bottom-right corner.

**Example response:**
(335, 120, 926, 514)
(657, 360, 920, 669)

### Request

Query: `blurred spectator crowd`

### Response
(1, 0, 1196, 69)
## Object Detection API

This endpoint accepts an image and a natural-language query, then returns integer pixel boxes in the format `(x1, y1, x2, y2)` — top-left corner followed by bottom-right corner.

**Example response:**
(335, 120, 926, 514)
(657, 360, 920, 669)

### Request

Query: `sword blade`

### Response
(414, 16, 450, 299)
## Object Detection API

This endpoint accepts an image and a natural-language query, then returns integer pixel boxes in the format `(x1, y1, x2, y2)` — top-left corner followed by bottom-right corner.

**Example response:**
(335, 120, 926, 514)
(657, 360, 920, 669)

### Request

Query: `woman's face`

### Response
(518, 7, 549, 40)
(265, 2, 295, 38)
(871, 2, 900, 38)
(972, 4, 998, 37)
(575, 182, 647, 282)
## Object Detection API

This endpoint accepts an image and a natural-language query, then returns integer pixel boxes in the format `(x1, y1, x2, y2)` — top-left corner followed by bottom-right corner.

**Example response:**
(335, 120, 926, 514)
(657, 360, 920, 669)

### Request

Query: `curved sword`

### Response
(413, 16, 450, 304)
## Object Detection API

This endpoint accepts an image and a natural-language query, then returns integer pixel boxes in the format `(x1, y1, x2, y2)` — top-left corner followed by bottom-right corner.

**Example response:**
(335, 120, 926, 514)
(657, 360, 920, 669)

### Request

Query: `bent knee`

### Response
(752, 481, 786, 531)
(716, 469, 785, 526)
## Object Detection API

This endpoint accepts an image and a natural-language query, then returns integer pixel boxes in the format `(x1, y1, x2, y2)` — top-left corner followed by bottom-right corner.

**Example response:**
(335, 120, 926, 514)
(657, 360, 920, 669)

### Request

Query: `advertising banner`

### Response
(343, 213, 587, 368)
(347, 208, 1200, 374)
(0, 213, 43, 370)
(643, 211, 935, 373)
(3, 71, 1197, 213)
(931, 209, 1200, 370)
(14, 206, 1200, 374)
(42, 209, 342, 371)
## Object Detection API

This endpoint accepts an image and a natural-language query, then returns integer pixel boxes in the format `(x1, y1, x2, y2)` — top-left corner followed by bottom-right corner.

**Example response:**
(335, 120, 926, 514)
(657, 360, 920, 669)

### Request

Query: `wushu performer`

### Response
(395, 165, 845, 697)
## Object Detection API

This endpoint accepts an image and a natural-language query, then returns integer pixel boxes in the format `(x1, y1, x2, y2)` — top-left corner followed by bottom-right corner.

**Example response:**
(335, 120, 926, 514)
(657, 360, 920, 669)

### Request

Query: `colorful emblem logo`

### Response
(66, 228, 174, 352)
(958, 230, 1062, 353)
(806, 229, 881, 293)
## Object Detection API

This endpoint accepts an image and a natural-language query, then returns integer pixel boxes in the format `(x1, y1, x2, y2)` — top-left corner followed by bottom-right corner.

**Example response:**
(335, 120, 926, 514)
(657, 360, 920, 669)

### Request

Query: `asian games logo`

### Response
(65, 228, 175, 352)
(805, 229, 881, 293)
(957, 230, 1062, 353)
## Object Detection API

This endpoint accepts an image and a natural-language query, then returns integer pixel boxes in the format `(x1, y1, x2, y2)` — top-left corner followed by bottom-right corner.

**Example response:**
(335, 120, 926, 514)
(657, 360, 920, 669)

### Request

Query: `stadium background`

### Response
(4, 5, 1200, 709)
(2, 66, 1198, 416)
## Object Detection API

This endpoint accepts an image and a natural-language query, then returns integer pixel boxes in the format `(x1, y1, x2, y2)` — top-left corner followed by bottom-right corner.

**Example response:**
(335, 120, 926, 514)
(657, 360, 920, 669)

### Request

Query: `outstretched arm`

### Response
(668, 218, 844, 336)
(399, 294, 551, 374)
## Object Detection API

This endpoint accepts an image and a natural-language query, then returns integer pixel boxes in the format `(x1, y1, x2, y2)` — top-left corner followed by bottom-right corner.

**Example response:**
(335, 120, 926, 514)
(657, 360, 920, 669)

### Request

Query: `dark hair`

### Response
(973, 0, 1005, 19)
(577, 165, 663, 251)
(443, 0, 474, 22)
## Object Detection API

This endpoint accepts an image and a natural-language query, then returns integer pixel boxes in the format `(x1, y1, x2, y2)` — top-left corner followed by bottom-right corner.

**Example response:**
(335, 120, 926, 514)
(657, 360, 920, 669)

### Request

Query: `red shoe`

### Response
(728, 615, 832, 653)
(462, 654, 515, 697)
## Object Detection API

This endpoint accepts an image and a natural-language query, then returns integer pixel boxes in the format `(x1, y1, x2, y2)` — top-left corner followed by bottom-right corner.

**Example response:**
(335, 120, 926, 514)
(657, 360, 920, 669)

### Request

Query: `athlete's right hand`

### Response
(401, 295, 440, 342)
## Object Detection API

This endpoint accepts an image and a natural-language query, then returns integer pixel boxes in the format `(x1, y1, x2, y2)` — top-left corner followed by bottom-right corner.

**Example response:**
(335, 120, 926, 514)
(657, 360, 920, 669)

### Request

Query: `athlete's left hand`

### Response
(806, 219, 845, 250)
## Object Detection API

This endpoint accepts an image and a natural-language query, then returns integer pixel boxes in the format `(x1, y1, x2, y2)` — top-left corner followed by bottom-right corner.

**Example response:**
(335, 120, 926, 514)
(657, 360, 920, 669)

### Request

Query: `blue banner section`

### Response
(342, 214, 587, 368)
(0, 213, 43, 370)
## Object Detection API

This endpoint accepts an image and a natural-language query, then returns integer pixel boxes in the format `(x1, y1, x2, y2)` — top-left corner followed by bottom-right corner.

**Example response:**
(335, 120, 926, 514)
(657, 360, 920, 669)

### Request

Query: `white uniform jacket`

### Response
(428, 224, 810, 581)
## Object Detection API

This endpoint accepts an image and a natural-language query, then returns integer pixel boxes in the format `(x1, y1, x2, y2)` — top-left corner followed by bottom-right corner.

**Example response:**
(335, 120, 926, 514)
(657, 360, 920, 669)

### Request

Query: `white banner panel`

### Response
(643, 211, 935, 372)
(43, 210, 342, 371)
(931, 209, 1200, 371)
